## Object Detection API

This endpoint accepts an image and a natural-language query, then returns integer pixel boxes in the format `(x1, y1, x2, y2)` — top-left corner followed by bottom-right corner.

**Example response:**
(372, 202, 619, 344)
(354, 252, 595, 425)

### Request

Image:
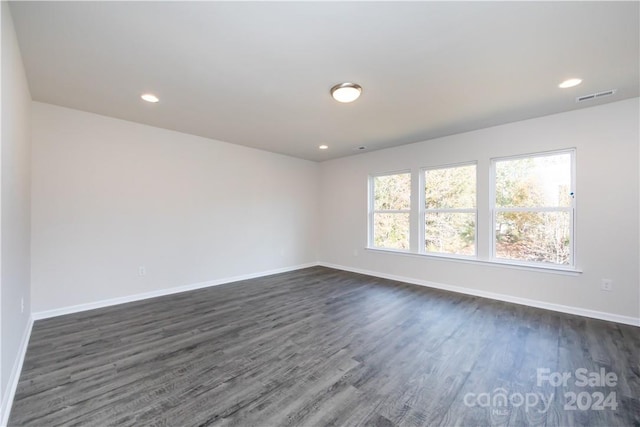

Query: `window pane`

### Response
(374, 213, 410, 249)
(425, 212, 475, 255)
(425, 164, 476, 209)
(374, 173, 411, 210)
(495, 153, 572, 208)
(495, 211, 571, 265)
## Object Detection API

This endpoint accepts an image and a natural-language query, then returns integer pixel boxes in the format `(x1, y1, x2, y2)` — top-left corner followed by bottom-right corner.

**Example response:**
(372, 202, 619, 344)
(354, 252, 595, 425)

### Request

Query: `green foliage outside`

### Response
(372, 153, 572, 265)
(374, 213, 410, 250)
(495, 154, 572, 265)
(374, 174, 411, 210)
(373, 174, 410, 249)
(425, 165, 476, 255)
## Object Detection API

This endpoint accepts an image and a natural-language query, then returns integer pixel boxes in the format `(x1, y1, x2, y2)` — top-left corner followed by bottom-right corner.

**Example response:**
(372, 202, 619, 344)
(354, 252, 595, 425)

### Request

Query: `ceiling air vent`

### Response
(576, 89, 616, 103)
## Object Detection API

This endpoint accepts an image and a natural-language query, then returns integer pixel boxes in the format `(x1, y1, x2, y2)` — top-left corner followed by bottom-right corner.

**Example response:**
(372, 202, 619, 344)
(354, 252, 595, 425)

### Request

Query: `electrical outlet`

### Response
(138, 266, 146, 276)
(601, 279, 613, 292)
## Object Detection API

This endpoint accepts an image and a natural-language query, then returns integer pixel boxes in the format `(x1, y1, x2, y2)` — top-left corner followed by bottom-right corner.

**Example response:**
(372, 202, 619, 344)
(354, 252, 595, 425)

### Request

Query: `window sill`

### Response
(365, 247, 583, 276)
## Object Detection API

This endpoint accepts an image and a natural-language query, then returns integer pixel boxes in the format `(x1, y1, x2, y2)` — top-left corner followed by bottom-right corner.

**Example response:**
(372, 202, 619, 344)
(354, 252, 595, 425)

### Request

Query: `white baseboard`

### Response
(4, 261, 637, 424)
(1, 315, 34, 427)
(319, 262, 640, 327)
(5, 263, 317, 423)
(33, 262, 318, 320)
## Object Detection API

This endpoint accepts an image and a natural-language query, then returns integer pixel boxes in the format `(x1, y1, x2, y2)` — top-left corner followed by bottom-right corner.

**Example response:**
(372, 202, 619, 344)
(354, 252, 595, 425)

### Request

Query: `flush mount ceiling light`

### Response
(330, 83, 362, 103)
(558, 78, 582, 89)
(141, 93, 159, 103)
(319, 144, 329, 150)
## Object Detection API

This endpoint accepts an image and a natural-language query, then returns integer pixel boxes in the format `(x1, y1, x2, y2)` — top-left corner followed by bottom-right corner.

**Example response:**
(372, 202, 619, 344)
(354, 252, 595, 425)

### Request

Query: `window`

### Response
(369, 172, 411, 250)
(423, 164, 476, 256)
(366, 149, 577, 272)
(492, 150, 575, 266)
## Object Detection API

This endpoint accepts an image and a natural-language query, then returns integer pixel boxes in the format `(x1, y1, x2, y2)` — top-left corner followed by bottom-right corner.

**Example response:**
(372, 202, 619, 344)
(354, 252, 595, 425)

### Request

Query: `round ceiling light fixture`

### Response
(330, 83, 362, 103)
(141, 93, 160, 103)
(558, 78, 582, 89)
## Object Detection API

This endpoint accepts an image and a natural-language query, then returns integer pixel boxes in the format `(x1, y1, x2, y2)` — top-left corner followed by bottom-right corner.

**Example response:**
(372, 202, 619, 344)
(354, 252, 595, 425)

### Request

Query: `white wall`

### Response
(31, 102, 319, 313)
(1, 0, 32, 416)
(320, 98, 640, 321)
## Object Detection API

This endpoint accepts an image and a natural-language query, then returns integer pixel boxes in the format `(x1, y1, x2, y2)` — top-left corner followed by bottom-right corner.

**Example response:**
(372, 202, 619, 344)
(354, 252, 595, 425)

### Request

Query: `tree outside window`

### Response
(493, 151, 574, 266)
(424, 164, 476, 256)
(371, 172, 411, 250)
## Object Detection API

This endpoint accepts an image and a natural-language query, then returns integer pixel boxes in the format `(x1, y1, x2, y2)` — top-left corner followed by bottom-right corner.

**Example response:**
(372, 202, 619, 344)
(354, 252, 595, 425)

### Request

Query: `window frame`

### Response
(419, 162, 478, 258)
(368, 170, 412, 251)
(489, 148, 577, 268)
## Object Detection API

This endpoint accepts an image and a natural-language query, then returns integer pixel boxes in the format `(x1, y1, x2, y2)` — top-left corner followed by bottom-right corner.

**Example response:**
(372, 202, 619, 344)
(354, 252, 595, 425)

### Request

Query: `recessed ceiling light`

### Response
(331, 83, 362, 103)
(141, 93, 159, 103)
(319, 145, 329, 150)
(558, 78, 582, 89)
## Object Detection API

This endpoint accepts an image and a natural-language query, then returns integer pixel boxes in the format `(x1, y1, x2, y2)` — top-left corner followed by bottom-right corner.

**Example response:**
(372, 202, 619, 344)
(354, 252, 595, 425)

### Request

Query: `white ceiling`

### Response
(9, 1, 640, 162)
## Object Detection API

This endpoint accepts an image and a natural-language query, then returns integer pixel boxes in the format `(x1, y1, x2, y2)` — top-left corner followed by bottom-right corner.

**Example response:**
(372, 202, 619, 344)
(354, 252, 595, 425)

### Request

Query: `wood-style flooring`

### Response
(8, 267, 640, 426)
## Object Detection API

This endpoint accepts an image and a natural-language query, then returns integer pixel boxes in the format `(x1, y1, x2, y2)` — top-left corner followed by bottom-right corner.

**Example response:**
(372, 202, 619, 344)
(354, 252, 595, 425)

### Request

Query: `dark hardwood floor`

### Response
(8, 266, 640, 426)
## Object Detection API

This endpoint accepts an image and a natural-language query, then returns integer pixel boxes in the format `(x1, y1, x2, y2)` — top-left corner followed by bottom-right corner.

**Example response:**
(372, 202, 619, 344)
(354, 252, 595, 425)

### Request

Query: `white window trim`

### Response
(368, 170, 412, 251)
(489, 148, 577, 268)
(365, 150, 580, 274)
(365, 247, 583, 276)
(420, 162, 478, 257)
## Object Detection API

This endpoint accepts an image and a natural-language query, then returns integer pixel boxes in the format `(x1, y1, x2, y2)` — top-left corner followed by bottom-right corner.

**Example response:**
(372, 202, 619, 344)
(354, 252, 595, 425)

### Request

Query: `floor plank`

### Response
(8, 267, 640, 426)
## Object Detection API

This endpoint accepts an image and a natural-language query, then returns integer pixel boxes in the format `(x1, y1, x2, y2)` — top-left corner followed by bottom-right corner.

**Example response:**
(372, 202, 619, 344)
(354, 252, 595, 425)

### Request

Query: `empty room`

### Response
(1, 1, 639, 426)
